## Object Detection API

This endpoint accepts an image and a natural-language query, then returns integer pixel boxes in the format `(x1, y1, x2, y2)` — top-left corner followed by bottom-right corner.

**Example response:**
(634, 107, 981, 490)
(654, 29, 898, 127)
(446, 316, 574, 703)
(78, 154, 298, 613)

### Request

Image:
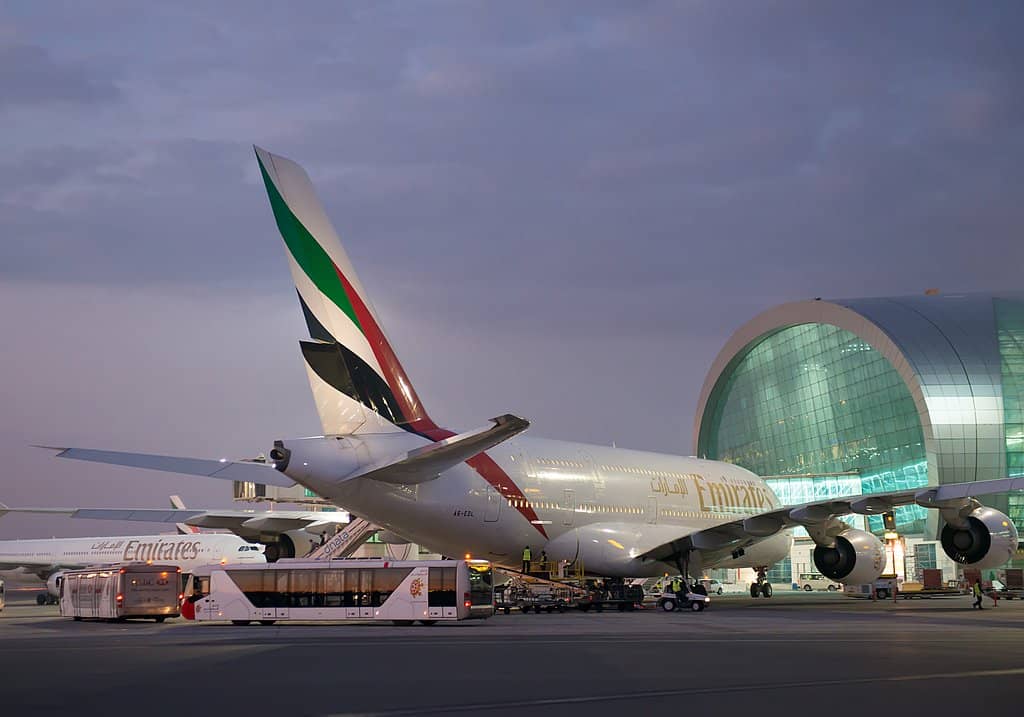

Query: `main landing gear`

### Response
(749, 566, 773, 598)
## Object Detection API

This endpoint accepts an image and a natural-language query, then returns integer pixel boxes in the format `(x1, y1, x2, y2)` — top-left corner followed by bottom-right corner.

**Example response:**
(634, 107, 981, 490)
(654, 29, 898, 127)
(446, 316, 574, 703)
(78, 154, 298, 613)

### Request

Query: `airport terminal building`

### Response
(693, 292, 1024, 579)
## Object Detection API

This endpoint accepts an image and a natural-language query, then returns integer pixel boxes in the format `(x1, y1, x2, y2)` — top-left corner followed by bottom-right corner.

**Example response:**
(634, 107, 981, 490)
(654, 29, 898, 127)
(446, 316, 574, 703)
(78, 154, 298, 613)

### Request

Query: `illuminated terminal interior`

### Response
(694, 292, 1024, 581)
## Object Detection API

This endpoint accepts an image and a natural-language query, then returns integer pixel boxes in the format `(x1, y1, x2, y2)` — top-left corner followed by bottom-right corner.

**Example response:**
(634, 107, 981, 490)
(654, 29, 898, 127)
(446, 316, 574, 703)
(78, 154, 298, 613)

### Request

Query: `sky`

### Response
(1, 1, 1022, 540)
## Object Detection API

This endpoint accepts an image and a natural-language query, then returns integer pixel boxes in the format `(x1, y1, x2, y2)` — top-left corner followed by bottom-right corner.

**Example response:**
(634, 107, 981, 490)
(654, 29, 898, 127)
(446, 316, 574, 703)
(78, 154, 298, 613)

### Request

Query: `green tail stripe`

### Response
(257, 154, 362, 333)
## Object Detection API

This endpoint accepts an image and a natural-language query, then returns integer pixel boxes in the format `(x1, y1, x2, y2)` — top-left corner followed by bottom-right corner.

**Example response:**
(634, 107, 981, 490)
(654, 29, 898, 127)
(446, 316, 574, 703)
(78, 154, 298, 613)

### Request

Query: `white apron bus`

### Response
(186, 559, 494, 626)
(60, 564, 182, 622)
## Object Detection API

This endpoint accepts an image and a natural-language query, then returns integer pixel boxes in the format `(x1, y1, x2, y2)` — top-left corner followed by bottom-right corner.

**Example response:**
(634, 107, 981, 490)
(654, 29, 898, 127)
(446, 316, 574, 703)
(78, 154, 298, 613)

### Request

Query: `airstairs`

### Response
(305, 517, 380, 560)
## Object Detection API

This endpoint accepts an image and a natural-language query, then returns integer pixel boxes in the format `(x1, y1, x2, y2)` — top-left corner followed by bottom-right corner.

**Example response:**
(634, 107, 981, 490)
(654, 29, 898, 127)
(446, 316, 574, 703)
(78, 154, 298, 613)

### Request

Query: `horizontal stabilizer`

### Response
(39, 447, 296, 488)
(350, 414, 529, 484)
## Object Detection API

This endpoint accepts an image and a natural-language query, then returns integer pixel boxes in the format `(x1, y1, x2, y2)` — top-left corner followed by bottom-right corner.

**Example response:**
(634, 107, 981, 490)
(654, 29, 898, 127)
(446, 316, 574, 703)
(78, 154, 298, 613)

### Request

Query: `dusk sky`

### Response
(1, 1, 1021, 540)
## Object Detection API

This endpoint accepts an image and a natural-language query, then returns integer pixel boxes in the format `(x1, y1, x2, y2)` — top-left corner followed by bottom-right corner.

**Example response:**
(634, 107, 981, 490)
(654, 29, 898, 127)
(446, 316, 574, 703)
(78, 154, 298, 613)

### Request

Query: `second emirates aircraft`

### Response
(45, 147, 1023, 587)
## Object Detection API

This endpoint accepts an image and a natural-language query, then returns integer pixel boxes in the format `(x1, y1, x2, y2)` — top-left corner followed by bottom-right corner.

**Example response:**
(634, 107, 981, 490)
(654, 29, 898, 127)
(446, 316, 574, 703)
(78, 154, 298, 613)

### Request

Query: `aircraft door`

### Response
(647, 497, 658, 524)
(563, 489, 575, 526)
(484, 486, 500, 522)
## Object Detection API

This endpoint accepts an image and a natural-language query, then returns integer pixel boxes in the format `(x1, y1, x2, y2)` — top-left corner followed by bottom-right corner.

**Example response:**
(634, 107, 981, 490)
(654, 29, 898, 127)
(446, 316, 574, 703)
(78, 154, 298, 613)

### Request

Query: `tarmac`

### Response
(2, 588, 1022, 715)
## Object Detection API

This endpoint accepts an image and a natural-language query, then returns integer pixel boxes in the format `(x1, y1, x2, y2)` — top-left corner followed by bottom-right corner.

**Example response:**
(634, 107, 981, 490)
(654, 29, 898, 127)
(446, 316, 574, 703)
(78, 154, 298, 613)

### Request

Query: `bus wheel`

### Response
(392, 620, 415, 626)
(154, 616, 166, 623)
(419, 620, 437, 626)
(231, 620, 251, 626)
(73, 616, 82, 621)
(260, 620, 276, 626)
(36, 594, 47, 606)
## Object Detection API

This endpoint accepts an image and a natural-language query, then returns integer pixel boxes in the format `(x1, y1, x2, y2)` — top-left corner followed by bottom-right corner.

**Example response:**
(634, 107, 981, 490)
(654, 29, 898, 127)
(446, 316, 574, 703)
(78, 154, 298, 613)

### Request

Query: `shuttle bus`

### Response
(59, 564, 181, 622)
(187, 559, 494, 625)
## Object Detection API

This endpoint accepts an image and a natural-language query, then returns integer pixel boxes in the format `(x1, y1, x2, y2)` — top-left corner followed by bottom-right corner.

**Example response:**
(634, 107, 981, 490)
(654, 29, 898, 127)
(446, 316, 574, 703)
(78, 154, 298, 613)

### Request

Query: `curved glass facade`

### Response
(996, 299, 1024, 530)
(698, 323, 928, 533)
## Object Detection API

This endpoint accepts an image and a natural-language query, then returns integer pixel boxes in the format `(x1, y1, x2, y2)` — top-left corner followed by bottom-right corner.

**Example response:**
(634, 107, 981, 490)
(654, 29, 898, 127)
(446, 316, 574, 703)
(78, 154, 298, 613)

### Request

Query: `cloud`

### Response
(0, 41, 120, 109)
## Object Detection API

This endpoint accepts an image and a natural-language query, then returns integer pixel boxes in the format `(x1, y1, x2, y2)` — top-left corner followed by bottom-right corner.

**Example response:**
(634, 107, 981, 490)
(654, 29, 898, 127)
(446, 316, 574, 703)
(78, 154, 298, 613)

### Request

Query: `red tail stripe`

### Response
(331, 264, 547, 539)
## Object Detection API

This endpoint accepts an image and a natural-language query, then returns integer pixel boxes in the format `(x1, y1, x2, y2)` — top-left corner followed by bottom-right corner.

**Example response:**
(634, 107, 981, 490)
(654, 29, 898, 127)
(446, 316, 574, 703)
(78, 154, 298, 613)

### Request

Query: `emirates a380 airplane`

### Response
(44, 147, 1023, 588)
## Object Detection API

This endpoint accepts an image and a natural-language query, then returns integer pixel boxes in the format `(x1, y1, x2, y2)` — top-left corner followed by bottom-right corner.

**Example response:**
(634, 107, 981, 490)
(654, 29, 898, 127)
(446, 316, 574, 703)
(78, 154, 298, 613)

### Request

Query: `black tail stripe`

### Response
(300, 340, 411, 427)
(296, 291, 335, 343)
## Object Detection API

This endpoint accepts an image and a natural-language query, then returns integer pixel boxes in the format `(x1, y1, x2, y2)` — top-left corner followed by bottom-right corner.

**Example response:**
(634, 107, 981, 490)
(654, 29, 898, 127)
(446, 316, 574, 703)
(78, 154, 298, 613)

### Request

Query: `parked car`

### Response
(797, 572, 842, 592)
(699, 578, 725, 595)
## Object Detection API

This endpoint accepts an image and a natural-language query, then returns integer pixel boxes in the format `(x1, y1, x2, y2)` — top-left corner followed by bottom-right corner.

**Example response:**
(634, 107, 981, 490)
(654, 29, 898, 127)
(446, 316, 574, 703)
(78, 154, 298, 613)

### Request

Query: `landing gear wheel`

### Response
(803, 584, 813, 592)
(760, 583, 773, 598)
(690, 600, 705, 612)
(660, 598, 677, 612)
(419, 620, 437, 626)
(750, 583, 760, 598)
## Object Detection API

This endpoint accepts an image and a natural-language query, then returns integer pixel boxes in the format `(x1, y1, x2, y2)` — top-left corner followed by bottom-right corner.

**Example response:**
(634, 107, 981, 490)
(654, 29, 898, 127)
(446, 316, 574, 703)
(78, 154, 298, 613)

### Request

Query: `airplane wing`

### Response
(339, 414, 530, 485)
(36, 447, 296, 488)
(0, 506, 350, 535)
(640, 476, 1024, 563)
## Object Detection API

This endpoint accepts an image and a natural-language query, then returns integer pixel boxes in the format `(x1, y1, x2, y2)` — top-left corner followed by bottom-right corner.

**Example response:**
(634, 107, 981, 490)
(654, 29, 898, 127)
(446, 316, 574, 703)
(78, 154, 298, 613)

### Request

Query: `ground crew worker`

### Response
(539, 549, 548, 578)
(972, 579, 984, 610)
(522, 545, 532, 574)
(670, 576, 683, 598)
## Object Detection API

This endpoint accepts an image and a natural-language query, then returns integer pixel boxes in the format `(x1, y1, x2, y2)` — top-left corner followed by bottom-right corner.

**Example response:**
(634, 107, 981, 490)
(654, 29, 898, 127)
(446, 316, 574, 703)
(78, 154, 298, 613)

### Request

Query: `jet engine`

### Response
(940, 506, 1019, 569)
(261, 530, 318, 562)
(45, 570, 66, 596)
(812, 528, 886, 585)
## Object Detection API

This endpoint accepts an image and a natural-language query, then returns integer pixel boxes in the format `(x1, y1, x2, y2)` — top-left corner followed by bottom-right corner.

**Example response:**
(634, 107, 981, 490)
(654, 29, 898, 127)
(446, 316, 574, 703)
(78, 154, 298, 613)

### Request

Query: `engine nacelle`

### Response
(941, 507, 1019, 569)
(261, 530, 319, 562)
(813, 528, 886, 585)
(46, 571, 66, 597)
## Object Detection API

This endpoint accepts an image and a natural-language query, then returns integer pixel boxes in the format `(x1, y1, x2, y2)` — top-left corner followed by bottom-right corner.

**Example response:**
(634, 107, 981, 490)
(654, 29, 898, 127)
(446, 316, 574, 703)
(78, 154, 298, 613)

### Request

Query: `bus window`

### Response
(468, 564, 493, 606)
(373, 569, 412, 607)
(322, 569, 343, 607)
(428, 567, 457, 607)
(291, 569, 316, 608)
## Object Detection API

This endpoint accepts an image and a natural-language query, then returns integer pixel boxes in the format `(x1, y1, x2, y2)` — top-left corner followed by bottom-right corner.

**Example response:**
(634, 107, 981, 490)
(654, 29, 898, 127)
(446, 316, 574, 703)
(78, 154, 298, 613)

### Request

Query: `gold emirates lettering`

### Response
(690, 475, 770, 512)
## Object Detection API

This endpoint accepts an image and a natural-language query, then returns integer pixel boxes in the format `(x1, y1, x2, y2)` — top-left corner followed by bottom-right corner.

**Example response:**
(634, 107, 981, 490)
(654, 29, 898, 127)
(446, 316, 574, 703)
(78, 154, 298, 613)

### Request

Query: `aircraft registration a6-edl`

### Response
(45, 147, 1023, 588)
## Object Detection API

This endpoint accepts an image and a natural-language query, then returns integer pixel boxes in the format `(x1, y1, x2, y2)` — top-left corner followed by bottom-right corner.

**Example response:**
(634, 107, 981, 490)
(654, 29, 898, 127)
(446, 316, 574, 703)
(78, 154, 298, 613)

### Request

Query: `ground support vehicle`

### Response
(997, 569, 1024, 600)
(188, 558, 493, 625)
(60, 563, 181, 622)
(844, 575, 901, 599)
(574, 581, 645, 612)
(655, 589, 711, 612)
(495, 573, 577, 614)
(898, 569, 961, 599)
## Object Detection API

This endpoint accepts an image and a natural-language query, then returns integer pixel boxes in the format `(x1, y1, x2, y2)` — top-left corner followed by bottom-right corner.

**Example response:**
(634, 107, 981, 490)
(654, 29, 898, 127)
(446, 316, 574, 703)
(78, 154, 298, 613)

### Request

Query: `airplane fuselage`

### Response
(0, 533, 266, 582)
(287, 433, 794, 577)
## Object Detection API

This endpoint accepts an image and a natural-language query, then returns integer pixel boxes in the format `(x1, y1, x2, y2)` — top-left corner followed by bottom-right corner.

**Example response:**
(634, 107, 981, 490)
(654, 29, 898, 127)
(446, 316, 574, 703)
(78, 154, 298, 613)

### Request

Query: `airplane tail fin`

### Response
(169, 495, 199, 535)
(255, 146, 441, 438)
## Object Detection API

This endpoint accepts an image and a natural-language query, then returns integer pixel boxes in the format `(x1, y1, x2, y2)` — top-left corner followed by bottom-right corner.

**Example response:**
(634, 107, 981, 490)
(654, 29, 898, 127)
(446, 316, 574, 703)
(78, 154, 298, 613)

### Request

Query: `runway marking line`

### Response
(325, 666, 1024, 716)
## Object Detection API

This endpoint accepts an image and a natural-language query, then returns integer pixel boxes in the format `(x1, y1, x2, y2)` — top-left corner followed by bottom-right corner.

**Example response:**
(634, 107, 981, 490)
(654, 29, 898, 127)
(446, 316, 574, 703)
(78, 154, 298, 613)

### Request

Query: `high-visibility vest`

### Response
(671, 579, 681, 593)
(522, 547, 532, 561)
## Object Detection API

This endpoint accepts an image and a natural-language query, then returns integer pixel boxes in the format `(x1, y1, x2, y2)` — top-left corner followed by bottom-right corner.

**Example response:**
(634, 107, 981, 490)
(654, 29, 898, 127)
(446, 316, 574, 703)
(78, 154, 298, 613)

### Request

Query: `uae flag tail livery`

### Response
(255, 146, 447, 440)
